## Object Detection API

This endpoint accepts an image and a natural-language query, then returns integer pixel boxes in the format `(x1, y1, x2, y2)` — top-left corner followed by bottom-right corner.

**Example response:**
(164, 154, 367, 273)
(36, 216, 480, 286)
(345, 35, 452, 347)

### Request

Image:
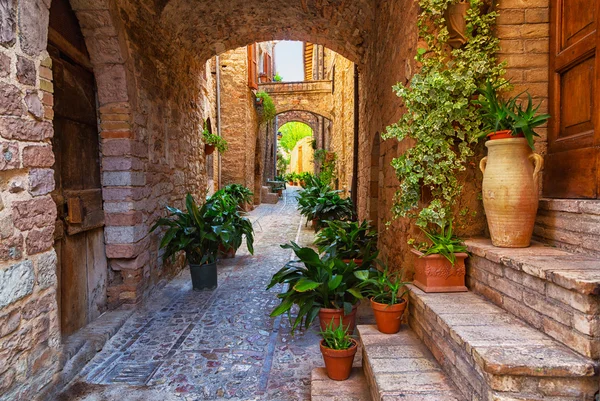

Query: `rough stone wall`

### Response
(325, 49, 354, 196)
(219, 46, 260, 198)
(0, 1, 61, 397)
(259, 80, 334, 121)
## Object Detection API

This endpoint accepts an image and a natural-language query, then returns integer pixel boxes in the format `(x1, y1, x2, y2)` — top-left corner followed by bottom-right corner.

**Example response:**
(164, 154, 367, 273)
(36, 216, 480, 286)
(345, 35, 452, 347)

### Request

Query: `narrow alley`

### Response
(58, 189, 355, 401)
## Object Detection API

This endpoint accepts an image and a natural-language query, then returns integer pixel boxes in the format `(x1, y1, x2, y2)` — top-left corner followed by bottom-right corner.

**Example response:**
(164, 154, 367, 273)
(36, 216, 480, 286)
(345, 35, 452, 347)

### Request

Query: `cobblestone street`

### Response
(59, 190, 341, 401)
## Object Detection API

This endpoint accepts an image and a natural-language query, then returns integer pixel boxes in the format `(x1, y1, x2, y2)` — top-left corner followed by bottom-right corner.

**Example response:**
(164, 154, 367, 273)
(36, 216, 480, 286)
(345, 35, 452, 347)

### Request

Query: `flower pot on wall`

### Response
(411, 249, 468, 293)
(205, 144, 215, 155)
(480, 137, 543, 247)
(190, 262, 217, 290)
(370, 299, 406, 334)
(320, 339, 358, 381)
(319, 305, 358, 334)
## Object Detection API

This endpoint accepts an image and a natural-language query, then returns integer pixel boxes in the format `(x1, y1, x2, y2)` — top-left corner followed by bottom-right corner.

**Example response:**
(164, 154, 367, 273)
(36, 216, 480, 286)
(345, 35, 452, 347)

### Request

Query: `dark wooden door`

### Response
(49, 0, 107, 337)
(545, 0, 600, 198)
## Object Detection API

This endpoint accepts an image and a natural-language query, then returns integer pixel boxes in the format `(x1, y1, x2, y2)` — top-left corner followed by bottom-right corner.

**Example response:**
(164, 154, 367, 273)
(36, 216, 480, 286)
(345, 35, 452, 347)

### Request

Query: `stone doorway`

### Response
(49, 0, 107, 337)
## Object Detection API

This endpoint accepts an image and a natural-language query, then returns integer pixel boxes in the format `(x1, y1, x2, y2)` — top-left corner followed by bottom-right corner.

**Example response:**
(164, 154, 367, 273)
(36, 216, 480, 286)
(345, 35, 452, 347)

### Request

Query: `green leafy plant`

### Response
(297, 184, 354, 231)
(256, 91, 276, 123)
(202, 120, 228, 153)
(150, 194, 233, 265)
(383, 0, 505, 228)
(356, 261, 410, 305)
(205, 191, 254, 255)
(415, 221, 467, 265)
(320, 321, 355, 350)
(273, 72, 283, 82)
(475, 80, 550, 150)
(315, 220, 378, 264)
(267, 242, 366, 333)
(221, 184, 253, 206)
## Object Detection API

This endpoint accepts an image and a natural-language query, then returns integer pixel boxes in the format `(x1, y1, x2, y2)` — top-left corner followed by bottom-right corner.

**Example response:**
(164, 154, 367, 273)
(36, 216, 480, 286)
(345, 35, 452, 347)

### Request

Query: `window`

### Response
(247, 44, 258, 89)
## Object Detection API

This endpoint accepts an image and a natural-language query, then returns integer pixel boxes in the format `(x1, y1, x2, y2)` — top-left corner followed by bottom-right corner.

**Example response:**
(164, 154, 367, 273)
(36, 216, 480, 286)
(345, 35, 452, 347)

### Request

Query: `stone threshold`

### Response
(408, 285, 598, 400)
(311, 367, 371, 401)
(358, 324, 464, 401)
(466, 238, 600, 296)
(539, 198, 600, 215)
(45, 309, 134, 399)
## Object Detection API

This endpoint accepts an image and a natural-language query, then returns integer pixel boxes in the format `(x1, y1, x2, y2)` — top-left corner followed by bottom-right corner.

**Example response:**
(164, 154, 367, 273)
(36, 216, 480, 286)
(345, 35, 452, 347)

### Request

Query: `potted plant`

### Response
(476, 81, 549, 247)
(202, 120, 228, 156)
(259, 72, 269, 83)
(222, 184, 253, 211)
(151, 194, 233, 290)
(206, 190, 254, 260)
(297, 184, 354, 232)
(315, 220, 378, 266)
(267, 242, 366, 334)
(273, 72, 283, 82)
(356, 262, 410, 334)
(319, 322, 358, 381)
(411, 222, 468, 293)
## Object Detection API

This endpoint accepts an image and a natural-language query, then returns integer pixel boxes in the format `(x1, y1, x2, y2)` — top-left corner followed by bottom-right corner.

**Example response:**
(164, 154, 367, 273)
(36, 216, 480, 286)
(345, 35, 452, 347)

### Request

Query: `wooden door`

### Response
(545, 0, 600, 198)
(49, 0, 107, 337)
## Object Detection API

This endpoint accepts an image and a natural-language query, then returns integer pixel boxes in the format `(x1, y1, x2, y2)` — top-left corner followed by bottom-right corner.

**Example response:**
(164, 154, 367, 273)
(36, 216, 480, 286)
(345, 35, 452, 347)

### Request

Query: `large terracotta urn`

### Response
(479, 137, 543, 247)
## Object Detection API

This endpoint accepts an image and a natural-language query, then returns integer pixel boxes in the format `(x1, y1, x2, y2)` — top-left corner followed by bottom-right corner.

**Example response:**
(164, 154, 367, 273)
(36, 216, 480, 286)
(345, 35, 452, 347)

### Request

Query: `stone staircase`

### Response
(260, 186, 279, 204)
(311, 239, 600, 401)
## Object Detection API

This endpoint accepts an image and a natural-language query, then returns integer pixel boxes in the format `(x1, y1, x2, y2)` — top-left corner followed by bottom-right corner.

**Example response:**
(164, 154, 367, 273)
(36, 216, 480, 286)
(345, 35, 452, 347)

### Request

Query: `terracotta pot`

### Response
(342, 259, 363, 266)
(312, 218, 320, 232)
(288, 181, 293, 186)
(205, 144, 215, 155)
(277, 189, 283, 196)
(320, 339, 358, 381)
(319, 305, 358, 334)
(480, 138, 543, 247)
(370, 298, 406, 334)
(411, 249, 468, 293)
(218, 243, 236, 259)
(486, 130, 525, 141)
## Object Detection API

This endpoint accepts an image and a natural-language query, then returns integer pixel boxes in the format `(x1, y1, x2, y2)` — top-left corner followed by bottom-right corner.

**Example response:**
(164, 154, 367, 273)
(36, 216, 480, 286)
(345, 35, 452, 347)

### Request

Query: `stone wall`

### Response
(289, 136, 314, 175)
(325, 49, 354, 196)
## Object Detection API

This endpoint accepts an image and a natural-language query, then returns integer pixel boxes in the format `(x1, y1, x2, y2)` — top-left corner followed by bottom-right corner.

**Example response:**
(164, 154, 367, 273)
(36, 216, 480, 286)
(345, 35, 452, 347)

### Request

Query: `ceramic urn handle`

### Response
(479, 157, 487, 174)
(528, 153, 544, 186)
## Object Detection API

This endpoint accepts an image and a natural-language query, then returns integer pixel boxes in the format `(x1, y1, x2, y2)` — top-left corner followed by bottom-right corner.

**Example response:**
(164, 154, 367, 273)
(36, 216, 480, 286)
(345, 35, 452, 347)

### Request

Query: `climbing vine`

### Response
(383, 0, 505, 228)
(256, 91, 277, 123)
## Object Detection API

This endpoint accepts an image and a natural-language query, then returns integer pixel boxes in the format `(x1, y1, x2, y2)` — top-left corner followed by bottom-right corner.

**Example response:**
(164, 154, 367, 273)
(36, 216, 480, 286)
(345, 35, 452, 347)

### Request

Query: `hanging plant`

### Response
(256, 91, 277, 123)
(382, 0, 506, 228)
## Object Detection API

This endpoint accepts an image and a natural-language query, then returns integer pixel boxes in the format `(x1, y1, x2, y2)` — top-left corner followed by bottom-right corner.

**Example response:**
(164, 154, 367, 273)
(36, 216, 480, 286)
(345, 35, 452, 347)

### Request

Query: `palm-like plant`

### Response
(315, 220, 378, 264)
(150, 194, 233, 265)
(267, 242, 366, 333)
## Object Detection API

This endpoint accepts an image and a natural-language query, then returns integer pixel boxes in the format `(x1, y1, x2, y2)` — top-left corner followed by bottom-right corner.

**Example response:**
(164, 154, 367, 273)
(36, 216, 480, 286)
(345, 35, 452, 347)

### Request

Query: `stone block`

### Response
(22, 145, 54, 167)
(12, 196, 56, 231)
(0, 52, 10, 78)
(18, 0, 49, 57)
(104, 224, 147, 244)
(0, 141, 19, 170)
(0, 260, 34, 308)
(24, 91, 43, 120)
(102, 171, 145, 187)
(26, 226, 54, 255)
(28, 168, 55, 196)
(0, 117, 53, 140)
(0, 0, 16, 47)
(0, 81, 23, 116)
(36, 249, 57, 289)
(16, 56, 35, 85)
(0, 233, 22, 261)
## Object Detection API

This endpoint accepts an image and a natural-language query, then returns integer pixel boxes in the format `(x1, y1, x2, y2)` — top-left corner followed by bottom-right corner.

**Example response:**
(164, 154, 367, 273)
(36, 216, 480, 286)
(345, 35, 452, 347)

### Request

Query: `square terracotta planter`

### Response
(411, 249, 468, 293)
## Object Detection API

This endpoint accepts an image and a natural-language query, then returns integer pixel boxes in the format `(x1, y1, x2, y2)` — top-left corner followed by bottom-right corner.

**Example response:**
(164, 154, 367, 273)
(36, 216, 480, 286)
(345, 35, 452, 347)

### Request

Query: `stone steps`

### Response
(358, 324, 464, 401)
(310, 367, 371, 401)
(408, 285, 599, 400)
(465, 238, 600, 359)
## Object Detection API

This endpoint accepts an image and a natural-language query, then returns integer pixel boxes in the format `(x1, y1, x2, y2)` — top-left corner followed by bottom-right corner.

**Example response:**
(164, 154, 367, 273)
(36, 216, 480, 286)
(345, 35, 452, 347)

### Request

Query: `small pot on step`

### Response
(190, 262, 217, 290)
(370, 298, 406, 334)
(320, 339, 358, 381)
(205, 144, 215, 155)
(318, 305, 358, 334)
(411, 249, 468, 293)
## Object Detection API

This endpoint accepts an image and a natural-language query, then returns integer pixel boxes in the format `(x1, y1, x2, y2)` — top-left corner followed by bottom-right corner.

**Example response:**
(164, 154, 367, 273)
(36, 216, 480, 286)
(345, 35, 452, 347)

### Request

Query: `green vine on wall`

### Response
(383, 0, 505, 228)
(256, 91, 277, 123)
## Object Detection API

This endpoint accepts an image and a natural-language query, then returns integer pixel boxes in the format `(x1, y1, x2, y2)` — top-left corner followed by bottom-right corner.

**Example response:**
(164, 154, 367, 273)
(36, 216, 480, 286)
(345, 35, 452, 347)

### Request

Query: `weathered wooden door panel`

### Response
(545, 0, 600, 198)
(49, 0, 107, 338)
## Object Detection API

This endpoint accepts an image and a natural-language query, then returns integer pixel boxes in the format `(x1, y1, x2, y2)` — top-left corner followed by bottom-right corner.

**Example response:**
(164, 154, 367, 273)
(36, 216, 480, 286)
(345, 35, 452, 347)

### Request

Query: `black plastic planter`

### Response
(190, 262, 217, 290)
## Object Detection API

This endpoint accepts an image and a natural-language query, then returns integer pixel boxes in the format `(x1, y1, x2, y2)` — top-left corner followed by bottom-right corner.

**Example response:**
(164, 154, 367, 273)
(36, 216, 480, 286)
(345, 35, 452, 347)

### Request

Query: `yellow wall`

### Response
(288, 136, 315, 174)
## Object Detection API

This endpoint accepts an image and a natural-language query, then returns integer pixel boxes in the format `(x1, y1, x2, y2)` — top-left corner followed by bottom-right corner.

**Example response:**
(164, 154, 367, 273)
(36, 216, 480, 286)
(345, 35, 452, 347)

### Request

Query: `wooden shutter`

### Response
(544, 0, 600, 198)
(266, 54, 272, 80)
(248, 44, 258, 89)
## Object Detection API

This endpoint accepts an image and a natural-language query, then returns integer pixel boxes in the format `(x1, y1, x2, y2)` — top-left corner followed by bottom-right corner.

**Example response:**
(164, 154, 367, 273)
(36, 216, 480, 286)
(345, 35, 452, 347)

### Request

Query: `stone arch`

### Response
(276, 111, 320, 135)
(275, 104, 334, 122)
(369, 132, 382, 230)
(158, 0, 372, 66)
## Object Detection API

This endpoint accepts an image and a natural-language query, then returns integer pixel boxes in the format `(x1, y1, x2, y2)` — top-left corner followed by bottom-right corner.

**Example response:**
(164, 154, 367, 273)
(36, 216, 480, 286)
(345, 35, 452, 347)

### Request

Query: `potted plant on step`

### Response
(222, 184, 254, 211)
(319, 322, 358, 381)
(267, 242, 366, 334)
(357, 262, 410, 334)
(411, 221, 468, 293)
(151, 194, 233, 290)
(475, 81, 549, 247)
(202, 120, 228, 156)
(315, 220, 378, 267)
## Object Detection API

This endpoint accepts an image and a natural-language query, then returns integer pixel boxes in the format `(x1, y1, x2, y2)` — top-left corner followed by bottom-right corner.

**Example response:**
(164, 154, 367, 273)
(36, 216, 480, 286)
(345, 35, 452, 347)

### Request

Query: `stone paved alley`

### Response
(58, 189, 363, 401)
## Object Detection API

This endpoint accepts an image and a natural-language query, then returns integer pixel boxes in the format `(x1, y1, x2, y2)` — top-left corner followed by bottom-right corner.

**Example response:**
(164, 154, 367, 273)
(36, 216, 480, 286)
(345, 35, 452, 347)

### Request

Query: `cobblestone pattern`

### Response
(62, 190, 347, 400)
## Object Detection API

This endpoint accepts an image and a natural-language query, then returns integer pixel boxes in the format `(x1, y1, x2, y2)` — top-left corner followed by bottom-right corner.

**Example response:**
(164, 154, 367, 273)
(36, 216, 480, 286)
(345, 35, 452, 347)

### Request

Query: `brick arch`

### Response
(275, 104, 333, 122)
(159, 0, 374, 65)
